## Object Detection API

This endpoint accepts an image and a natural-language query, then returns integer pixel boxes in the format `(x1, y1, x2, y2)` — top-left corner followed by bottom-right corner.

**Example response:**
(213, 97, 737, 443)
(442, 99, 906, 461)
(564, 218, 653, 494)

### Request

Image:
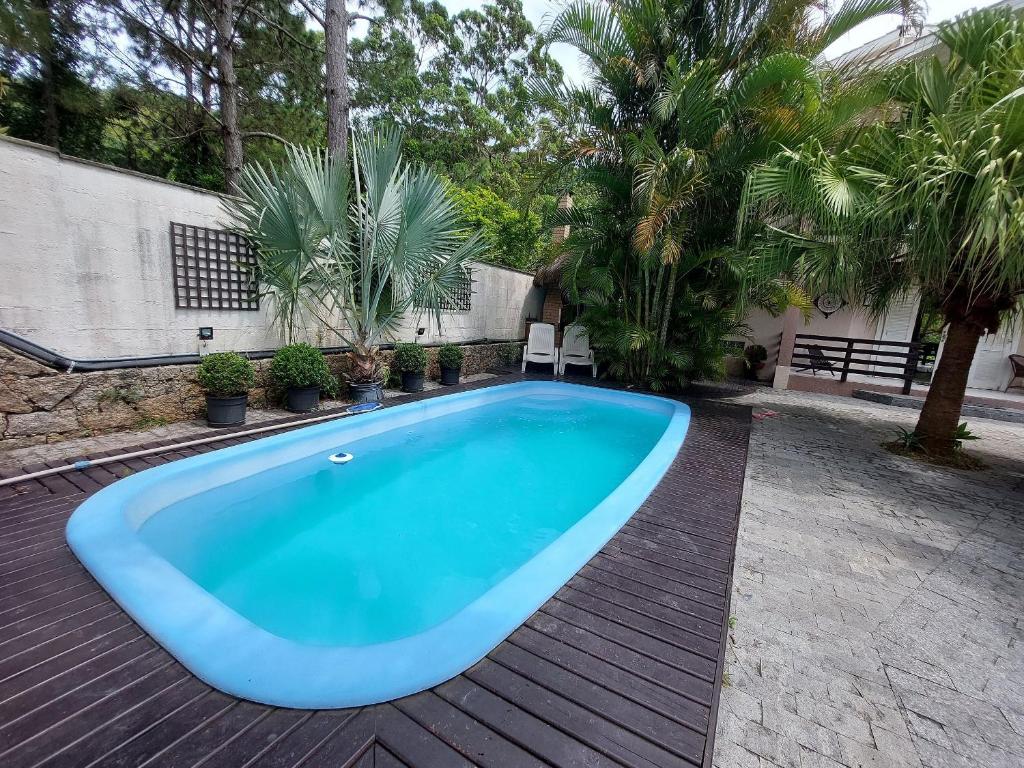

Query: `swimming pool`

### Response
(66, 381, 690, 707)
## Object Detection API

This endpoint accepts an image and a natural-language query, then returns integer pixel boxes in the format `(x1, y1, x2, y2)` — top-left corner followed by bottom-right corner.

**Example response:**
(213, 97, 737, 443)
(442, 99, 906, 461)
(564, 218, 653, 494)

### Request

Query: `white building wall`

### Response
(0, 136, 540, 358)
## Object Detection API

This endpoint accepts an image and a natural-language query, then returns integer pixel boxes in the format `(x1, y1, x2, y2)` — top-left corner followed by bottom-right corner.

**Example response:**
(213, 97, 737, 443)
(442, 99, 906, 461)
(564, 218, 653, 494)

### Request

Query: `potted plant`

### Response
(270, 343, 337, 412)
(438, 343, 464, 385)
(743, 344, 768, 381)
(348, 357, 388, 404)
(225, 131, 483, 413)
(196, 352, 255, 427)
(394, 342, 428, 393)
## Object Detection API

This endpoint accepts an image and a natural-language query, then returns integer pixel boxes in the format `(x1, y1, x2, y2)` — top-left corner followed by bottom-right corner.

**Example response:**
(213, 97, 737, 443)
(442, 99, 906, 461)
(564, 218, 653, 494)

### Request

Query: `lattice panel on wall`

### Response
(414, 268, 473, 312)
(170, 222, 259, 310)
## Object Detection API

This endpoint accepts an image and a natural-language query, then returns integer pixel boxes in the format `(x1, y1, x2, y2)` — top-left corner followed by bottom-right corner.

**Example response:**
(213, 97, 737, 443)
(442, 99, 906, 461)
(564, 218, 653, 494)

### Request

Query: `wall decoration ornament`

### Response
(814, 293, 846, 318)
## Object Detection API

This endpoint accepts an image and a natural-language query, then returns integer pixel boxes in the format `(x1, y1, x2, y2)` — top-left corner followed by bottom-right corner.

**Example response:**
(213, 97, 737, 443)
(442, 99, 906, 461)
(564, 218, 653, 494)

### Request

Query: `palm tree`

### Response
(223, 126, 483, 384)
(741, 6, 1024, 457)
(541, 0, 916, 390)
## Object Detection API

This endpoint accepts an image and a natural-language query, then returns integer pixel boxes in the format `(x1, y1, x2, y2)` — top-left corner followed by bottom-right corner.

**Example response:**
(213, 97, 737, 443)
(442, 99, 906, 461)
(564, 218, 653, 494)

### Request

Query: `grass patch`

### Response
(133, 415, 172, 430)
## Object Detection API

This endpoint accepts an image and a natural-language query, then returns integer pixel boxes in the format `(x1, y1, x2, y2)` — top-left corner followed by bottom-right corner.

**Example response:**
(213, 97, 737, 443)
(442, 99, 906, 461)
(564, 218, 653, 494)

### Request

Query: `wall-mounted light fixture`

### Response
(198, 327, 214, 340)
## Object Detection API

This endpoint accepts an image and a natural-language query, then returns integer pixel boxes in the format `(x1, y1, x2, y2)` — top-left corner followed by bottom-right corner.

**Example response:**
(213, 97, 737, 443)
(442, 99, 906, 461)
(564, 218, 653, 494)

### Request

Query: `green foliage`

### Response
(437, 343, 464, 369)
(448, 185, 546, 270)
(953, 423, 980, 450)
(269, 344, 336, 394)
(134, 415, 171, 430)
(496, 342, 522, 366)
(741, 5, 1024, 453)
(744, 345, 768, 364)
(545, 0, 911, 391)
(225, 128, 484, 385)
(891, 426, 923, 451)
(196, 352, 256, 398)
(97, 384, 143, 406)
(393, 342, 428, 373)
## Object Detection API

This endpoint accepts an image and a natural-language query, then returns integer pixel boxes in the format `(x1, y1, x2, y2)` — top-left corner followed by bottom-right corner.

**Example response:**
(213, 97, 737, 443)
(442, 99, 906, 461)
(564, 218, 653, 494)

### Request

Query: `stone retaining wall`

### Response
(0, 341, 522, 450)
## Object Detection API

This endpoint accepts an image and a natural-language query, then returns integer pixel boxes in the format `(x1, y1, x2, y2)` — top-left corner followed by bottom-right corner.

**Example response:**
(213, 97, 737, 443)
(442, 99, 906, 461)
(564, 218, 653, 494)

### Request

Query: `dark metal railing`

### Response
(793, 333, 921, 394)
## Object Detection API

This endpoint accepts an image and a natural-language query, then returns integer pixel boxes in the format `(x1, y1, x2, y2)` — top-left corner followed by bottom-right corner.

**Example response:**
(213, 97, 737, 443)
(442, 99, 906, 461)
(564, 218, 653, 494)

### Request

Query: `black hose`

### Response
(0, 329, 513, 373)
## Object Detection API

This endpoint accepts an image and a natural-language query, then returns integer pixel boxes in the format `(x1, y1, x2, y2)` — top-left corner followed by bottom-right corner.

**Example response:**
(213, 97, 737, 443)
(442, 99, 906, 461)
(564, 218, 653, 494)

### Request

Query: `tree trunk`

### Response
(214, 0, 243, 193)
(914, 317, 983, 456)
(325, 0, 349, 161)
(35, 0, 60, 148)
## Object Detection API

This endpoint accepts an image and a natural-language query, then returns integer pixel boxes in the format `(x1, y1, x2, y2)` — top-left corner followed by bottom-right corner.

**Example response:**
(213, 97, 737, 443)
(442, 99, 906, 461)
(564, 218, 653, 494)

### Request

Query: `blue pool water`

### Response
(67, 382, 690, 707)
(138, 393, 670, 646)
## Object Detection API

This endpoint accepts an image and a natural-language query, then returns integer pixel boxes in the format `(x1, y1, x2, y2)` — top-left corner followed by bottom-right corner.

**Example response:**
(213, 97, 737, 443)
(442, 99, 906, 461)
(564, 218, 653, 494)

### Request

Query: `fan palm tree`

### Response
(541, 0, 917, 390)
(223, 126, 482, 384)
(741, 6, 1024, 457)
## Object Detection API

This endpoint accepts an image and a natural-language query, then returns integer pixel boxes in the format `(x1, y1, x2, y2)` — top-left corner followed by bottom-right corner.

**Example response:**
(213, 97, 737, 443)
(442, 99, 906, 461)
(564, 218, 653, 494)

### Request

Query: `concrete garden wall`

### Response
(0, 136, 542, 358)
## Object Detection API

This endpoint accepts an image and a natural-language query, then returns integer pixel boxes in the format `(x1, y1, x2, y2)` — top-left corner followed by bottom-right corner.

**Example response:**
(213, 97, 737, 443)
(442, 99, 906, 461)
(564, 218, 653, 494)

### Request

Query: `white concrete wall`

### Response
(0, 137, 540, 358)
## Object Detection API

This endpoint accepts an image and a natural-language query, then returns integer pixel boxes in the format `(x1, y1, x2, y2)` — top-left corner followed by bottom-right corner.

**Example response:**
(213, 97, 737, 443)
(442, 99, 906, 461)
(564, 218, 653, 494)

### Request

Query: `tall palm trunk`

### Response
(915, 317, 983, 456)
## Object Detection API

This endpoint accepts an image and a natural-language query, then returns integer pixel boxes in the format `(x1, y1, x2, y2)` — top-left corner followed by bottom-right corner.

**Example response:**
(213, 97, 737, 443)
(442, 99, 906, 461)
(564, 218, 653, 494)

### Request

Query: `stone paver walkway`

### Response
(715, 387, 1024, 768)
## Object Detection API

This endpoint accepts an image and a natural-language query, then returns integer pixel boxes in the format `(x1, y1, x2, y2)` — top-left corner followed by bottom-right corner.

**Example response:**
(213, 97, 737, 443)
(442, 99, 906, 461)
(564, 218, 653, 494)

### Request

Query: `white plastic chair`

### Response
(522, 323, 559, 373)
(558, 323, 597, 376)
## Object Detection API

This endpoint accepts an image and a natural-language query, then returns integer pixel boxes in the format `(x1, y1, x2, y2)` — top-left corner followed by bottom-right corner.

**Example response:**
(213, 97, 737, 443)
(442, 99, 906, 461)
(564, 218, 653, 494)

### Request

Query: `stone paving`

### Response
(715, 387, 1024, 768)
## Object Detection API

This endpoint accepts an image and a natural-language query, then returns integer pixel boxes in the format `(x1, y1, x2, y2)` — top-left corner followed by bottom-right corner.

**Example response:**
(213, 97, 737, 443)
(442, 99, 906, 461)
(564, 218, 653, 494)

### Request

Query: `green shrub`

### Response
(438, 343, 464, 369)
(270, 343, 337, 394)
(497, 342, 522, 365)
(393, 342, 427, 373)
(743, 344, 767, 364)
(196, 352, 255, 397)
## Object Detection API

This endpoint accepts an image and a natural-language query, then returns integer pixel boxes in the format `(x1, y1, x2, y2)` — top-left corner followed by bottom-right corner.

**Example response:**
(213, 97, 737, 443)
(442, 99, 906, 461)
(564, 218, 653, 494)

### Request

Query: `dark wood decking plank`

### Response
(461, 659, 692, 768)
(194, 708, 311, 768)
(0, 634, 156, 724)
(539, 597, 718, 680)
(374, 705, 475, 768)
(490, 638, 706, 763)
(0, 376, 751, 768)
(374, 744, 410, 768)
(35, 676, 210, 768)
(0, 656, 184, 766)
(435, 675, 617, 767)
(138, 700, 273, 768)
(0, 609, 131, 681)
(559, 581, 722, 646)
(503, 630, 712, 741)
(394, 689, 549, 767)
(574, 566, 723, 624)
(89, 690, 236, 768)
(245, 711, 359, 768)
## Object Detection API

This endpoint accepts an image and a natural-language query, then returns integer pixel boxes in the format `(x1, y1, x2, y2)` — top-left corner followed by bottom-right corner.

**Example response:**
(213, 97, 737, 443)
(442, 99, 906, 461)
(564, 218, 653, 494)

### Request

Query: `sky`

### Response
(434, 0, 1010, 84)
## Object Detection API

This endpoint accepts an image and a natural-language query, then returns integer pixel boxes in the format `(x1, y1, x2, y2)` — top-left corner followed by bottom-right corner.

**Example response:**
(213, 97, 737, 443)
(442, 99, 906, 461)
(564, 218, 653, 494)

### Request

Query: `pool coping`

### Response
(0, 372, 751, 768)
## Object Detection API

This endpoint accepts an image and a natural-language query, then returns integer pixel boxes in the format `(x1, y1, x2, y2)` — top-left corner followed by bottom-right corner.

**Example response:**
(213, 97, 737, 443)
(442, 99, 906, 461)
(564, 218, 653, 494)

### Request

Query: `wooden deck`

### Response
(0, 375, 751, 768)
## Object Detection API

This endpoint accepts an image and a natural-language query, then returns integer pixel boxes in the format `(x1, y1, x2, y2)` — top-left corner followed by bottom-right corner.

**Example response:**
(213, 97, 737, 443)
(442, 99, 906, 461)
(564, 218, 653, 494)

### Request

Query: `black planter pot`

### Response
(286, 385, 320, 413)
(349, 381, 383, 404)
(401, 371, 425, 393)
(439, 365, 461, 386)
(205, 394, 247, 427)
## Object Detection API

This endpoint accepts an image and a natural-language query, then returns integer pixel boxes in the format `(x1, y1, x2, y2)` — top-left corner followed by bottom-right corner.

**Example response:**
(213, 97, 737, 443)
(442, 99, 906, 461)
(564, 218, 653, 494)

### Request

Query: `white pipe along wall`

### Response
(0, 135, 542, 359)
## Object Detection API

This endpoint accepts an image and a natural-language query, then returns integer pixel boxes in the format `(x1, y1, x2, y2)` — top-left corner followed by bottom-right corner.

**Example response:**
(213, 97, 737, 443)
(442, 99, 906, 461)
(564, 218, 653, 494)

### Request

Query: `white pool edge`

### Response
(66, 381, 691, 708)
